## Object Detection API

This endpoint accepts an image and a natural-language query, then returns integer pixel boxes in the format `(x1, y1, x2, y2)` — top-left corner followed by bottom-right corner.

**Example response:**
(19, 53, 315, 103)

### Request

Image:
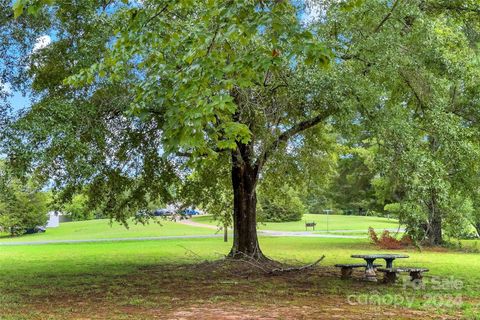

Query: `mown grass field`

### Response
(0, 218, 216, 243)
(1, 236, 480, 319)
(4, 237, 478, 283)
(193, 213, 402, 232)
(1, 216, 479, 319)
(0, 214, 399, 243)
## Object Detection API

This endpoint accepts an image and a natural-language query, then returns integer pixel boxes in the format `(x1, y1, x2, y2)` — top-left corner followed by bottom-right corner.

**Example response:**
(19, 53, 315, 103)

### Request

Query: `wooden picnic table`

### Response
(351, 254, 409, 281)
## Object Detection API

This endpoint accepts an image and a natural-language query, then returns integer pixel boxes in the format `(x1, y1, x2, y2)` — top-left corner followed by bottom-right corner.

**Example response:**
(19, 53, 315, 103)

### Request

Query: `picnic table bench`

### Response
(335, 263, 381, 279)
(305, 221, 317, 231)
(377, 267, 429, 284)
(350, 254, 409, 282)
(335, 253, 429, 283)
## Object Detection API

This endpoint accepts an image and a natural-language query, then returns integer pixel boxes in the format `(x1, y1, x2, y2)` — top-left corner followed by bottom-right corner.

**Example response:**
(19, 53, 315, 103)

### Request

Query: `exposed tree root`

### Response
(178, 246, 325, 277)
(227, 243, 269, 262)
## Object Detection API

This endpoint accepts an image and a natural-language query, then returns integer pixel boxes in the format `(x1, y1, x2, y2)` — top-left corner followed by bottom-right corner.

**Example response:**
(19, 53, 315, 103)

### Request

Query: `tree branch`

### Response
(175, 147, 227, 158)
(373, 0, 401, 33)
(206, 25, 220, 56)
(401, 73, 426, 111)
(269, 255, 325, 275)
(142, 4, 169, 28)
(255, 107, 337, 174)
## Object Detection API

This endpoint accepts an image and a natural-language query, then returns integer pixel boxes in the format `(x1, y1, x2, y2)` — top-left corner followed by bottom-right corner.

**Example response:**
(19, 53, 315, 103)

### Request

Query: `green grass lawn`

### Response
(1, 215, 479, 319)
(1, 237, 479, 319)
(2, 237, 480, 292)
(0, 214, 400, 244)
(193, 213, 402, 232)
(0, 218, 216, 243)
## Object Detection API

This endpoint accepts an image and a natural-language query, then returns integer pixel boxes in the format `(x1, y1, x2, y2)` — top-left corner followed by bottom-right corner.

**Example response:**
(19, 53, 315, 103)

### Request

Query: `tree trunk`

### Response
(475, 223, 480, 238)
(427, 213, 443, 245)
(223, 223, 228, 242)
(425, 195, 443, 246)
(228, 148, 265, 260)
(424, 139, 443, 246)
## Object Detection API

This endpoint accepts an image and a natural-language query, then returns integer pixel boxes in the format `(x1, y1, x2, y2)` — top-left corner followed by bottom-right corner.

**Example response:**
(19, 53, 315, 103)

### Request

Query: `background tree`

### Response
(0, 165, 49, 236)
(327, 147, 381, 216)
(468, 190, 480, 237)
(180, 154, 233, 242)
(314, 0, 480, 245)
(62, 193, 97, 221)
(257, 183, 306, 222)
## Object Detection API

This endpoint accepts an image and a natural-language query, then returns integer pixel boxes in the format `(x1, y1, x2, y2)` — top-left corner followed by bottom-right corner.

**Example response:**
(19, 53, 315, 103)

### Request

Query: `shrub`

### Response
(378, 230, 403, 249)
(368, 227, 378, 244)
(400, 234, 413, 246)
(368, 227, 411, 250)
(258, 185, 306, 222)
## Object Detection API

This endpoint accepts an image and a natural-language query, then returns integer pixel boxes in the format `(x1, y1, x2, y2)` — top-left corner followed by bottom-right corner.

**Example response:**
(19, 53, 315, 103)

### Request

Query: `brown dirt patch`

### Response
(1, 260, 466, 319)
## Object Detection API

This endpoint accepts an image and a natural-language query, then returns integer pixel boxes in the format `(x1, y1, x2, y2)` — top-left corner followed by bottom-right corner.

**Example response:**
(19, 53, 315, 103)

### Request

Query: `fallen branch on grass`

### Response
(268, 255, 326, 275)
(238, 256, 271, 274)
(231, 252, 326, 275)
(178, 245, 203, 260)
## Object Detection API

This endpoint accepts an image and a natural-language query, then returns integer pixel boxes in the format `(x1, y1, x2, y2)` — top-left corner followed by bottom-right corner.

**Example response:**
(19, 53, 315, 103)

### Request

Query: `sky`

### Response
(9, 91, 30, 111)
(1, 79, 30, 111)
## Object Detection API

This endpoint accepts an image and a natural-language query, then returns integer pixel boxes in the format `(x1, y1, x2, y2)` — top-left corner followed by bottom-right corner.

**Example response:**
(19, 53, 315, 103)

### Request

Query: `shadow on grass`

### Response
(0, 258, 471, 320)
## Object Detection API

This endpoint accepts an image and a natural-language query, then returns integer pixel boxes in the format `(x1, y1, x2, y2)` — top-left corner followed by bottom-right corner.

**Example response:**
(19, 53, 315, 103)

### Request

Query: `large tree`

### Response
(6, 0, 480, 257)
(8, 0, 341, 260)
(314, 0, 480, 245)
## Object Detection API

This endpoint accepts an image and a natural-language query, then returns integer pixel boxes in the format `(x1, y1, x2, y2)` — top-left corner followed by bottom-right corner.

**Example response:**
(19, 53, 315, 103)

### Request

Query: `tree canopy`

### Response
(3, 0, 480, 252)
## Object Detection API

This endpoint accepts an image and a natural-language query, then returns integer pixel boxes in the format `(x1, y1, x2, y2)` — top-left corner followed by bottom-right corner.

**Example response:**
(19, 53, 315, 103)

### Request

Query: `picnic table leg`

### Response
(410, 271, 423, 282)
(364, 258, 377, 282)
(385, 258, 394, 269)
(341, 267, 353, 279)
(383, 271, 398, 283)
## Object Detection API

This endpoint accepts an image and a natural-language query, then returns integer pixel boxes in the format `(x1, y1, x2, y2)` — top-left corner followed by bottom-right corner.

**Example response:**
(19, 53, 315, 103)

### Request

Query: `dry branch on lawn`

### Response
(269, 255, 326, 275)
(228, 252, 326, 276)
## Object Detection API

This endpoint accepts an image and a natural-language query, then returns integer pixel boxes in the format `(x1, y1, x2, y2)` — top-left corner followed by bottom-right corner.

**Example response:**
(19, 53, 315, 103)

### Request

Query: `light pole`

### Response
(323, 209, 333, 232)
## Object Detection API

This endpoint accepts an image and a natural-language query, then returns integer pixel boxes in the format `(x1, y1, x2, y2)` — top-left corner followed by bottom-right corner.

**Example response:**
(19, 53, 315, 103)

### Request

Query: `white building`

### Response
(46, 211, 60, 228)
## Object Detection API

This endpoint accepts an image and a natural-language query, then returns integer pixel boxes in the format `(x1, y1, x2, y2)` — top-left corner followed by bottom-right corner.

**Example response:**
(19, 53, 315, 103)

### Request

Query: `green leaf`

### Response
(13, 0, 25, 18)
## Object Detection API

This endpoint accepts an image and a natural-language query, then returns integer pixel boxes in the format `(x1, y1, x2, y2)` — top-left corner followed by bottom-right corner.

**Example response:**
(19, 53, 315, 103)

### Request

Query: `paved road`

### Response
(179, 220, 404, 236)
(258, 230, 363, 238)
(313, 228, 405, 233)
(178, 219, 220, 230)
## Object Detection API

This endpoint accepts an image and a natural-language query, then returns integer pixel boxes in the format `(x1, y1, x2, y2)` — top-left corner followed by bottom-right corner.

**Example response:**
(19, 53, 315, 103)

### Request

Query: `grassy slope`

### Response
(0, 218, 216, 242)
(0, 214, 400, 243)
(193, 214, 401, 232)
